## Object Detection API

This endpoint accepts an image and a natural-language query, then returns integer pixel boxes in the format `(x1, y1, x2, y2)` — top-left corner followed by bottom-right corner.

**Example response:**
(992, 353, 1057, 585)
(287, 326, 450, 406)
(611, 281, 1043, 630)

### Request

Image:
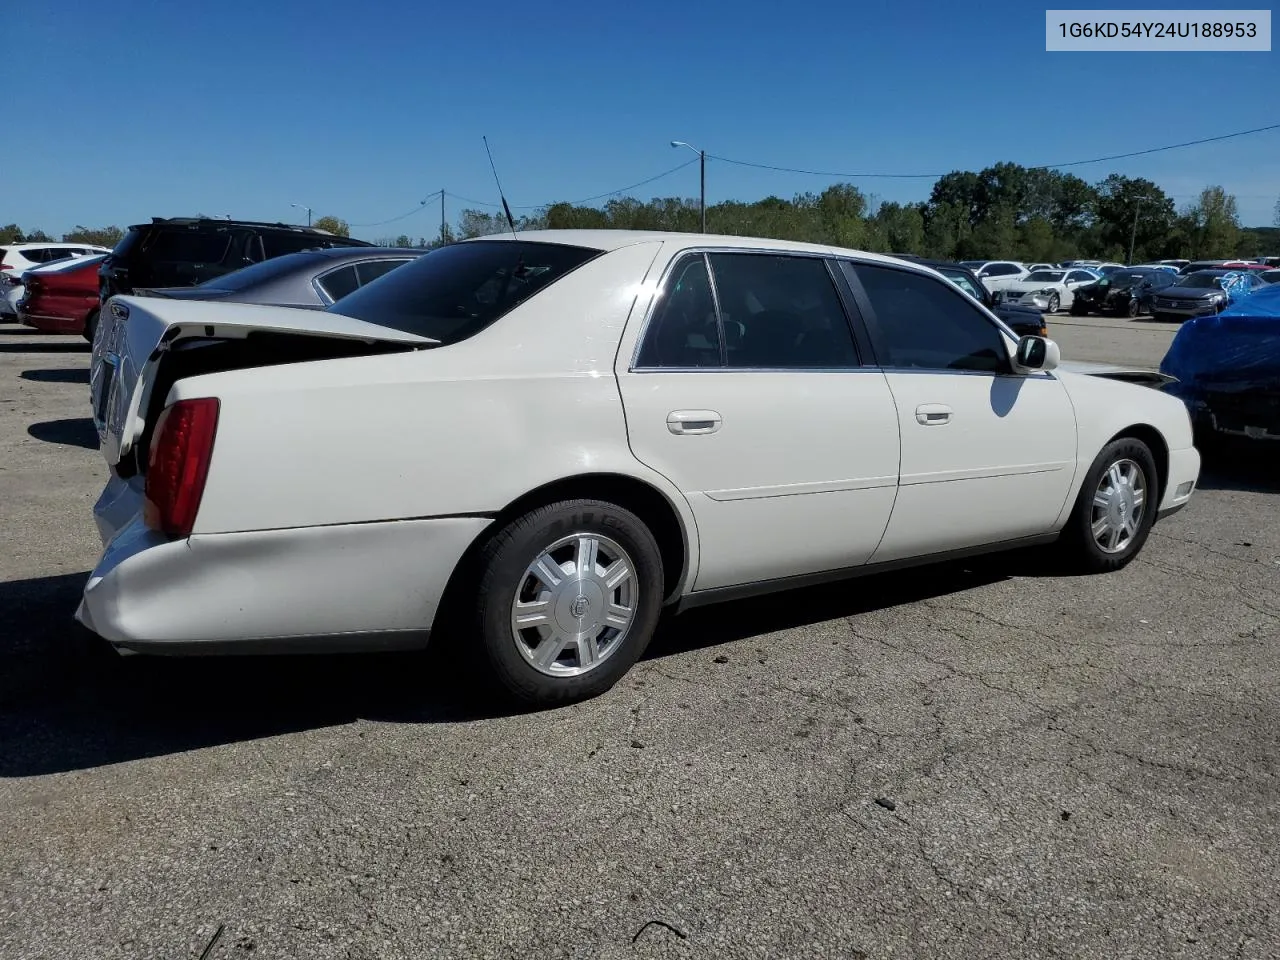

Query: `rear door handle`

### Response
(667, 410, 722, 435)
(915, 403, 952, 426)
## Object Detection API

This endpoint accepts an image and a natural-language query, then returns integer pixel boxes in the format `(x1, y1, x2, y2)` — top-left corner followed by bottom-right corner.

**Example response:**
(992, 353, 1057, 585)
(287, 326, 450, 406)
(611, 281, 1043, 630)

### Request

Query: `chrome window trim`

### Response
(627, 245, 867, 374)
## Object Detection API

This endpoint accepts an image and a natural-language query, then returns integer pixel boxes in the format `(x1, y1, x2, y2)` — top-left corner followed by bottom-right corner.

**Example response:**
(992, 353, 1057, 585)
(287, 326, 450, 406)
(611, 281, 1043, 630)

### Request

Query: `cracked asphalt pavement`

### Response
(1, 317, 1278, 959)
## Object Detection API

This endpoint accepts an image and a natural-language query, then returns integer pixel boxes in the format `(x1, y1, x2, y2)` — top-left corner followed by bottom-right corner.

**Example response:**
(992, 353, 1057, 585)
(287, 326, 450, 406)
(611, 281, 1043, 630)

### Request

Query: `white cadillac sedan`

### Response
(80, 231, 1201, 705)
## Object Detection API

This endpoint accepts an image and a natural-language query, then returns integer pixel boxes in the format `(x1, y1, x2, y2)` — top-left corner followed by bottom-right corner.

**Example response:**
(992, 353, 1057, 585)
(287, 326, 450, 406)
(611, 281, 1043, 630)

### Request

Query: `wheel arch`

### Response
(432, 472, 696, 637)
(1107, 423, 1169, 503)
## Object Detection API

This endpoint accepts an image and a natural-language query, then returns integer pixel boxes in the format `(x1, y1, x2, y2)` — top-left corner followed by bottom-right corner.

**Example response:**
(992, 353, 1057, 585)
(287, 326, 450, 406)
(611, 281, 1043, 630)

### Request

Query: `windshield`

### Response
(328, 240, 602, 343)
(1026, 271, 1065, 282)
(195, 251, 325, 291)
(1176, 272, 1229, 289)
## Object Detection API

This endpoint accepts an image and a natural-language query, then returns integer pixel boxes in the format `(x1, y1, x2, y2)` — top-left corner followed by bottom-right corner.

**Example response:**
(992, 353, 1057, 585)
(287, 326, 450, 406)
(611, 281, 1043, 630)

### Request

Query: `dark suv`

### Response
(97, 217, 373, 317)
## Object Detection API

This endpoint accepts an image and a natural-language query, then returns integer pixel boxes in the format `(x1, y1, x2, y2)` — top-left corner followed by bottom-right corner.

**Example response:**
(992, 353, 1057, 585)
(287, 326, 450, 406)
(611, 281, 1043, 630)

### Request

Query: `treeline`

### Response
(8, 164, 1277, 261)
(0, 224, 124, 247)
(454, 165, 1278, 262)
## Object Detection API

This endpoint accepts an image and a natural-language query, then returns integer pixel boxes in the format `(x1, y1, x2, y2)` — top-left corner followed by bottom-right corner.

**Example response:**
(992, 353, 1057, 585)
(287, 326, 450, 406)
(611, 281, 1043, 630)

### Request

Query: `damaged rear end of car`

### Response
(79, 296, 436, 650)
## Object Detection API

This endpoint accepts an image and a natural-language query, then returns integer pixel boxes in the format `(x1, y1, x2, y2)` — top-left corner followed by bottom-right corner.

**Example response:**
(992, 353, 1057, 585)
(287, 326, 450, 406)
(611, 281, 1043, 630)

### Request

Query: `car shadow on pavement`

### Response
(1195, 445, 1280, 494)
(0, 340, 89, 354)
(27, 417, 99, 449)
(0, 562, 1013, 777)
(21, 367, 89, 384)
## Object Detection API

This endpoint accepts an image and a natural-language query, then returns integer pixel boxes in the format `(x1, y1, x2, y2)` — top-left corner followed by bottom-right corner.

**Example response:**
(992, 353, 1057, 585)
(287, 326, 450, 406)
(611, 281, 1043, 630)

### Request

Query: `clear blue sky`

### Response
(12, 0, 1279, 240)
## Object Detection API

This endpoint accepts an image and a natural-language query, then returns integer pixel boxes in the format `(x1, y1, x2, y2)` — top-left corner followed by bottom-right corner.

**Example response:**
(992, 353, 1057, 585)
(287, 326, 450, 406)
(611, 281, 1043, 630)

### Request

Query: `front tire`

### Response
(1060, 438, 1159, 573)
(470, 499, 664, 706)
(1047, 292, 1060, 314)
(1126, 297, 1140, 318)
(82, 309, 99, 344)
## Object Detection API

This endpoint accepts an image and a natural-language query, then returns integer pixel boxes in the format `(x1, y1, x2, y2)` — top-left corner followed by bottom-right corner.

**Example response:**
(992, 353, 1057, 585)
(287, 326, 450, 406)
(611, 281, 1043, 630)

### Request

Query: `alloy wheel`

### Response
(1090, 459, 1147, 554)
(510, 532, 637, 677)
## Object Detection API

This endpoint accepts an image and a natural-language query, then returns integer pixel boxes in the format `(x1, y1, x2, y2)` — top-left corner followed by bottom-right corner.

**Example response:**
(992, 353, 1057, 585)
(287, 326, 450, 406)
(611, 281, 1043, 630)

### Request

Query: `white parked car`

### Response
(0, 242, 111, 317)
(956, 260, 1029, 292)
(79, 231, 1201, 705)
(1026, 263, 1057, 273)
(999, 268, 1102, 313)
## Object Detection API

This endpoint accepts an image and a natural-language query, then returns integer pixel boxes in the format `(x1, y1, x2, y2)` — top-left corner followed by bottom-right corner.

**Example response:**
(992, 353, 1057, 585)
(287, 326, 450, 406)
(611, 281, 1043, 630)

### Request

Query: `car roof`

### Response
(307, 246, 424, 259)
(462, 229, 940, 269)
(4, 241, 109, 249)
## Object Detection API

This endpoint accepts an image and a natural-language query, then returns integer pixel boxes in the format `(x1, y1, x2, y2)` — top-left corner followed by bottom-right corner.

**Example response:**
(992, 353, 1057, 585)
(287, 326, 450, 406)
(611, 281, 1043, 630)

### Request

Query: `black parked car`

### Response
(1149, 269, 1269, 323)
(138, 247, 425, 309)
(97, 217, 374, 329)
(1070, 267, 1178, 318)
(890, 255, 1047, 337)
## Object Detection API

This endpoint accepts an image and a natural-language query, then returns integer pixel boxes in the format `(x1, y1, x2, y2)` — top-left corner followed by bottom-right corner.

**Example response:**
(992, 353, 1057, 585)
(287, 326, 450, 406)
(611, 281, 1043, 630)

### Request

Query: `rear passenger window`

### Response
(145, 230, 232, 263)
(635, 255, 722, 368)
(317, 265, 360, 302)
(852, 263, 1012, 374)
(708, 253, 859, 368)
(262, 233, 326, 259)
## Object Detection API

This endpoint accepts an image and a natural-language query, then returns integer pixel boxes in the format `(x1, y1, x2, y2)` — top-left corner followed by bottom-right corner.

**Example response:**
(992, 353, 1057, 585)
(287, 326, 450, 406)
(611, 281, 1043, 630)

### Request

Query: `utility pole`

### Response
(699, 149, 706, 234)
(1128, 197, 1143, 265)
(440, 190, 446, 247)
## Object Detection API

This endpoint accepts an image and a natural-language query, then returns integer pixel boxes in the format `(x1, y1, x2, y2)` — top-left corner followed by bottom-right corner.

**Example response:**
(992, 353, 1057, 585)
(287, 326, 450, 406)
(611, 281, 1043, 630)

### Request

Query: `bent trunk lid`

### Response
(90, 295, 434, 467)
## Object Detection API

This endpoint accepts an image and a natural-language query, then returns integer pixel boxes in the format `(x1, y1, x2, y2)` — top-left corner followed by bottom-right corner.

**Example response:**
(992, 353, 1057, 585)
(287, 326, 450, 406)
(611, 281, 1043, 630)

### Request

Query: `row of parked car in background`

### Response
(4, 217, 1278, 343)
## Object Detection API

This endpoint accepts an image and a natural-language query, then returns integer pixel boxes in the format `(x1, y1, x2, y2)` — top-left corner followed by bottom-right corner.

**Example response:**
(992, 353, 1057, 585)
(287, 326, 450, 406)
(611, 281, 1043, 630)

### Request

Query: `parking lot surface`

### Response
(1, 317, 1278, 960)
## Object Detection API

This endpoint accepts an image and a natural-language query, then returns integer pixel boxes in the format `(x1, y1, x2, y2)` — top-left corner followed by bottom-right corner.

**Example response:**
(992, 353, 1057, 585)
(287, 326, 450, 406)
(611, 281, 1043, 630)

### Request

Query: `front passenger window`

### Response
(852, 263, 1012, 374)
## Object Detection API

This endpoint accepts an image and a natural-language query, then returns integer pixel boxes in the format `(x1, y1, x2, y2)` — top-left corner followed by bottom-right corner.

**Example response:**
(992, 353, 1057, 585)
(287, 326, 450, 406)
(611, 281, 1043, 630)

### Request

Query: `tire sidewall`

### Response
(476, 500, 664, 705)
(1048, 293, 1060, 313)
(1069, 438, 1159, 570)
(83, 309, 99, 343)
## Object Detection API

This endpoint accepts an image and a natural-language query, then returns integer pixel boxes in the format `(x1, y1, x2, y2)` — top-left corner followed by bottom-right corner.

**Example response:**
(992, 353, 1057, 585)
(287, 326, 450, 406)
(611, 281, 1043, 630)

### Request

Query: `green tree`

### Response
(62, 225, 124, 247)
(312, 215, 350, 237)
(873, 201, 925, 254)
(0, 224, 25, 243)
(1180, 186, 1240, 258)
(25, 229, 53, 242)
(1093, 175, 1175, 262)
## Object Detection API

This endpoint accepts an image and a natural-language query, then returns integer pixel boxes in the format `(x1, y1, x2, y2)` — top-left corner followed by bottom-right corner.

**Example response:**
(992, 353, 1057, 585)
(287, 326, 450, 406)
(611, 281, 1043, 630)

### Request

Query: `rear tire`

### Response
(469, 499, 664, 707)
(1069, 300, 1088, 316)
(82, 309, 99, 344)
(1059, 438, 1159, 573)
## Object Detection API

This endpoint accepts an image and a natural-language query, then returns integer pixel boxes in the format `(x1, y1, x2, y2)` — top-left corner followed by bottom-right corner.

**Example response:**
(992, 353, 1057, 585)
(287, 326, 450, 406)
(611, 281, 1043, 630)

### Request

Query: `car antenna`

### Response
(483, 135, 519, 238)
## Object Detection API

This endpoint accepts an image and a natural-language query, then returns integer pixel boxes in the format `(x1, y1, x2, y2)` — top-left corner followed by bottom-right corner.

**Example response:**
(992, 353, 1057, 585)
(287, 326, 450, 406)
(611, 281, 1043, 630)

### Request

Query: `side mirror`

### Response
(1013, 335, 1060, 373)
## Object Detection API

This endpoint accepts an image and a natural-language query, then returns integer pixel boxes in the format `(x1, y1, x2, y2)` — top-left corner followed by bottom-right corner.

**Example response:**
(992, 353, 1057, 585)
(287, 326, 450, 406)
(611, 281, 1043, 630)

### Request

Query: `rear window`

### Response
(143, 229, 233, 263)
(197, 251, 324, 292)
(329, 240, 602, 344)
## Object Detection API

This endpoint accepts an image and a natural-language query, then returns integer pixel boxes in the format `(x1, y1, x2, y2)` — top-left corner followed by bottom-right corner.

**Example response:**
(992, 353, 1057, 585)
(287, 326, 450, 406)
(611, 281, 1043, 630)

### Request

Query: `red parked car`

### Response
(17, 254, 107, 338)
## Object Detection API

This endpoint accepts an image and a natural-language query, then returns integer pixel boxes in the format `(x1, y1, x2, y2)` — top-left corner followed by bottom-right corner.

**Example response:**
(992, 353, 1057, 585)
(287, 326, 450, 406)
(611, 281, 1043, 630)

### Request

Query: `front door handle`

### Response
(915, 403, 952, 426)
(667, 410, 723, 435)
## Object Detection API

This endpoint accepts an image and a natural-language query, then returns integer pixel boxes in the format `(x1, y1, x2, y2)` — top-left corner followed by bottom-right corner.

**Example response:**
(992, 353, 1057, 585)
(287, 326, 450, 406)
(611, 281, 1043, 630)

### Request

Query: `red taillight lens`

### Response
(144, 398, 220, 537)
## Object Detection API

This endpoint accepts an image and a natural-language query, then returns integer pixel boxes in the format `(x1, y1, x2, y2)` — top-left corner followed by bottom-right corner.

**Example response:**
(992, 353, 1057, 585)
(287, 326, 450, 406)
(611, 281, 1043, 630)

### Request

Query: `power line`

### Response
(350, 192, 445, 229)
(707, 120, 1280, 180)
(444, 157, 701, 212)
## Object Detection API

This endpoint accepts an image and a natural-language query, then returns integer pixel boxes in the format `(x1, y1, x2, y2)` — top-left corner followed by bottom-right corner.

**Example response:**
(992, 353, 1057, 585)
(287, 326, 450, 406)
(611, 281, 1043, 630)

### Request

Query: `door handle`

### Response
(667, 410, 722, 435)
(915, 403, 952, 426)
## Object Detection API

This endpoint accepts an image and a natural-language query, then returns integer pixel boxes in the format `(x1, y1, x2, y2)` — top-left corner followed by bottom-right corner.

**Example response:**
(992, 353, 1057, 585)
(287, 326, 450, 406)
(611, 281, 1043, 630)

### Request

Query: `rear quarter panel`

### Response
(171, 241, 700, 539)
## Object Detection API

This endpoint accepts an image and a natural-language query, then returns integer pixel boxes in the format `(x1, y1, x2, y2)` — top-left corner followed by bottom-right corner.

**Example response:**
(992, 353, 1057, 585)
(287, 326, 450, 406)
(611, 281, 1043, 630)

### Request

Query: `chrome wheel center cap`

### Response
(570, 595, 590, 619)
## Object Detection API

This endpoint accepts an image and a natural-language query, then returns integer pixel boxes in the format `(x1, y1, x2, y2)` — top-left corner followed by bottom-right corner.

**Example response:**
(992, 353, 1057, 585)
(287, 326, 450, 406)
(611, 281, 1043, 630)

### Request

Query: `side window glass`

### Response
(357, 259, 410, 286)
(853, 263, 1012, 374)
(635, 255, 722, 368)
(708, 253, 858, 368)
(317, 264, 360, 302)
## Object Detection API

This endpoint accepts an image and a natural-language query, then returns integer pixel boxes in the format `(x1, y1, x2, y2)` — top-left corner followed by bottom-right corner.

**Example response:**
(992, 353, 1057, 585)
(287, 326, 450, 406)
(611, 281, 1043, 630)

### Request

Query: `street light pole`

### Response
(290, 203, 313, 227)
(670, 141, 706, 233)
